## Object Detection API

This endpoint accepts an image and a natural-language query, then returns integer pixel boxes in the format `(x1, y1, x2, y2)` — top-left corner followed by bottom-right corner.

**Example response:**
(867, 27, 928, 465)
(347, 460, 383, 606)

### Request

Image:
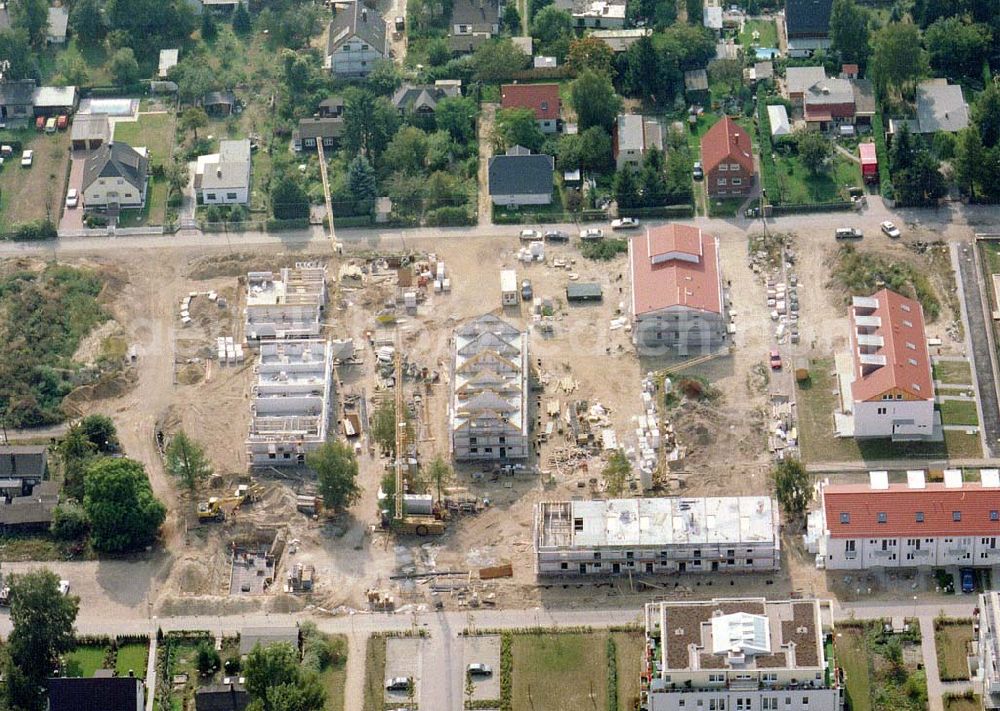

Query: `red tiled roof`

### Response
(858, 142, 876, 164)
(850, 289, 934, 402)
(700, 116, 754, 174)
(823, 482, 1000, 538)
(629, 224, 722, 316)
(500, 83, 560, 121)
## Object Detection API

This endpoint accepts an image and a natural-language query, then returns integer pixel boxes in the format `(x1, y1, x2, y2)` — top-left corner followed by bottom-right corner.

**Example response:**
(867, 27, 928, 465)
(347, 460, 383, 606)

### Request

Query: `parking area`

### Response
(385, 636, 422, 705)
(462, 634, 501, 701)
(58, 152, 88, 232)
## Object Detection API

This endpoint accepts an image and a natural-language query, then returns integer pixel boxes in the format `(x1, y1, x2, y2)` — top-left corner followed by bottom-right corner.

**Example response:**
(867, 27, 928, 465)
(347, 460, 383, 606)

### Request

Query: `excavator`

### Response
(197, 482, 264, 522)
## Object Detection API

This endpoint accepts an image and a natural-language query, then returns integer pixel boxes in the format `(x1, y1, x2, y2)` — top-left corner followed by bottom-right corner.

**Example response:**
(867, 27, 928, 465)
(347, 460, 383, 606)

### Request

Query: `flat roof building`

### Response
(245, 266, 327, 344)
(534, 496, 779, 576)
(642, 597, 842, 711)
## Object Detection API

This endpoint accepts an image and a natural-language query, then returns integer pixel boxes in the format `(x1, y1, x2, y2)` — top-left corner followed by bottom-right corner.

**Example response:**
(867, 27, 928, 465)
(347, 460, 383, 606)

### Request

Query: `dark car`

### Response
(692, 161, 704, 180)
(544, 230, 569, 242)
(961, 568, 975, 594)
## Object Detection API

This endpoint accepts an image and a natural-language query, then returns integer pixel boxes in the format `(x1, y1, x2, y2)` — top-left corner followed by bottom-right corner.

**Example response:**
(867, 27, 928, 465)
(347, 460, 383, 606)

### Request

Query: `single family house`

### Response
(488, 145, 553, 206)
(501, 83, 560, 133)
(613, 113, 665, 171)
(196, 139, 252, 206)
(326, 1, 387, 78)
(700, 116, 754, 197)
(82, 142, 149, 211)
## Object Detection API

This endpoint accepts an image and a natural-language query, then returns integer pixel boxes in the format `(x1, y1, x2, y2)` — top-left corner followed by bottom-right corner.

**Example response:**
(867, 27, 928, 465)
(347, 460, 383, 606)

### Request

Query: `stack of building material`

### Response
(634, 375, 661, 490)
(217, 337, 226, 363)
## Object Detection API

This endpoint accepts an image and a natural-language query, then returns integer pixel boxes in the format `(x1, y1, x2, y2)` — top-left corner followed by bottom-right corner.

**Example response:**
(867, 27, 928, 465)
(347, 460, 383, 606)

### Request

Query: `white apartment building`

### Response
(245, 266, 327, 345)
(836, 289, 937, 440)
(642, 598, 843, 711)
(534, 497, 779, 576)
(450, 313, 528, 462)
(807, 469, 1000, 570)
(979, 591, 1000, 709)
(246, 339, 333, 467)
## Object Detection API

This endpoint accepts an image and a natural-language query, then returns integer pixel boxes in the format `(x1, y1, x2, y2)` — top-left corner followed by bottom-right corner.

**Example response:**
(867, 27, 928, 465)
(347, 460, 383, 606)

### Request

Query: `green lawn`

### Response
(945, 695, 982, 711)
(835, 624, 928, 711)
(770, 152, 861, 205)
(362, 636, 386, 711)
(614, 631, 644, 711)
(835, 630, 872, 711)
(319, 634, 348, 711)
(119, 176, 168, 227)
(116, 643, 149, 679)
(933, 360, 974, 385)
(707, 196, 745, 217)
(739, 19, 778, 49)
(939, 399, 980, 427)
(796, 359, 982, 462)
(935, 619, 973, 682)
(112, 113, 176, 170)
(511, 633, 607, 710)
(65, 645, 107, 678)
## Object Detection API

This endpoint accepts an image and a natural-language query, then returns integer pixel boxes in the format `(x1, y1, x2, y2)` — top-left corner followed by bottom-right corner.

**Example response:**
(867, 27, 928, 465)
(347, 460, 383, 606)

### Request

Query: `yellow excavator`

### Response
(197, 482, 264, 522)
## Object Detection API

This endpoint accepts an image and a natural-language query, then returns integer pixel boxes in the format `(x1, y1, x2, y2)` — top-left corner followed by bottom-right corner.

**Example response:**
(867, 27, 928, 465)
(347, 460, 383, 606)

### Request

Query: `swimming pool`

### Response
(78, 98, 138, 116)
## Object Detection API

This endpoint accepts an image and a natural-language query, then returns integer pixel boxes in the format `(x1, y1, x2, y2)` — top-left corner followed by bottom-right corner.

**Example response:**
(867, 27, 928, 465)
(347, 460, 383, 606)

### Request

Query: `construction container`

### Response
(403, 494, 433, 516)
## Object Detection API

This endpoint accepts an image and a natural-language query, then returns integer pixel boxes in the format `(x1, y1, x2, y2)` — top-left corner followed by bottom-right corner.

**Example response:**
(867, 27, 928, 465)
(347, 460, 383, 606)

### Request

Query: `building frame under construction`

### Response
(244, 265, 327, 345)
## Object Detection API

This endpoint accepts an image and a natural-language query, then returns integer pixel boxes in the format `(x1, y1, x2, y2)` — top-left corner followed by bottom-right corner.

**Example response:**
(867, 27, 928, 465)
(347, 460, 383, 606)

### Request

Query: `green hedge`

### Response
(606, 636, 618, 711)
(756, 88, 781, 202)
(499, 632, 512, 711)
(626, 204, 695, 218)
(3, 219, 57, 241)
(770, 201, 853, 215)
(492, 209, 606, 225)
(872, 108, 893, 200)
(424, 206, 476, 226)
(331, 215, 372, 228)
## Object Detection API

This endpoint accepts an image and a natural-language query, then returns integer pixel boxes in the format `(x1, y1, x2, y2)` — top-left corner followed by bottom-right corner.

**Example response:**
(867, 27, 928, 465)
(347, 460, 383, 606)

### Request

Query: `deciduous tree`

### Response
(78, 415, 119, 453)
(471, 38, 529, 83)
(569, 70, 621, 132)
(0, 28, 37, 81)
(180, 107, 209, 141)
(306, 441, 361, 511)
(972, 83, 1000, 148)
(11, 0, 48, 48)
(435, 96, 478, 143)
(165, 430, 213, 491)
(869, 22, 927, 99)
(69, 0, 106, 45)
(772, 458, 811, 521)
(343, 87, 400, 161)
(83, 457, 166, 553)
(795, 129, 832, 174)
(924, 17, 992, 78)
(495, 107, 545, 152)
(830, 0, 871, 66)
(110, 47, 140, 86)
(566, 36, 615, 78)
(384, 126, 430, 174)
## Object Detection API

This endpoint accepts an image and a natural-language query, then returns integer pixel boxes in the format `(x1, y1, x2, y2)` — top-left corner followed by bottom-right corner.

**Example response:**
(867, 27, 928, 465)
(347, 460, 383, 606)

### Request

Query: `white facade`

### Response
(851, 398, 936, 439)
(534, 497, 780, 576)
(83, 174, 146, 209)
(246, 339, 333, 467)
(980, 591, 1000, 709)
(500, 270, 518, 306)
(643, 598, 843, 711)
(197, 139, 251, 206)
(329, 35, 384, 77)
(245, 266, 327, 344)
(490, 190, 551, 207)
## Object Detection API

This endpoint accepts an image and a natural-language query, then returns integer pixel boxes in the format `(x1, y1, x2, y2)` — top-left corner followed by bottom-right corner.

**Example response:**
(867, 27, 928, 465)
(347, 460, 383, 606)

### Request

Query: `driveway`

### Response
(477, 103, 497, 226)
(57, 150, 88, 232)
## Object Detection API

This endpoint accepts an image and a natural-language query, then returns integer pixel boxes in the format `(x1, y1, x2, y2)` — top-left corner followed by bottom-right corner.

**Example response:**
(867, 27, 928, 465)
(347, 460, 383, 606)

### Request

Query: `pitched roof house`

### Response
(47, 6, 69, 44)
(784, 0, 833, 56)
(915, 79, 970, 133)
(700, 116, 754, 197)
(838, 289, 936, 440)
(0, 79, 36, 125)
(487, 146, 554, 206)
(292, 117, 344, 152)
(326, 1, 387, 77)
(613, 113, 664, 170)
(196, 139, 252, 206)
(48, 676, 145, 711)
(195, 682, 250, 711)
(82, 142, 149, 211)
(501, 83, 561, 133)
(628, 224, 726, 354)
(450, 0, 500, 40)
(392, 81, 461, 115)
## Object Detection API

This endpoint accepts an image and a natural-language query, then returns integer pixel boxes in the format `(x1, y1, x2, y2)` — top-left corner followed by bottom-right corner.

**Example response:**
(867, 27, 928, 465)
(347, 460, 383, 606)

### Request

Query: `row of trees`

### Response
(953, 84, 1000, 203)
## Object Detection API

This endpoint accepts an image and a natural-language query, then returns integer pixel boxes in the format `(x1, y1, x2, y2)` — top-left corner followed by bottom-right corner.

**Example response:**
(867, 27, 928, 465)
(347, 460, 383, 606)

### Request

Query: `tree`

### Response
(83, 457, 166, 553)
(50, 501, 89, 540)
(244, 642, 318, 711)
(566, 37, 615, 78)
(79, 414, 119, 453)
(170, 59, 218, 106)
(772, 458, 810, 521)
(531, 6, 573, 51)
(110, 47, 140, 86)
(924, 17, 992, 78)
(11, 0, 48, 48)
(105, 0, 196, 54)
(258, 679, 325, 711)
(426, 455, 452, 501)
(60, 423, 97, 501)
(197, 640, 221, 676)
(366, 59, 403, 97)
(972, 83, 1000, 148)
(829, 0, 871, 66)
(233, 1, 252, 34)
(56, 51, 89, 86)
(372, 399, 398, 456)
(471, 38, 529, 83)
(889, 122, 917, 174)
(306, 441, 361, 511)
(869, 23, 927, 98)
(165, 431, 212, 491)
(3, 569, 79, 711)
(795, 130, 832, 174)
(708, 59, 742, 95)
(570, 70, 621, 132)
(602, 450, 630, 497)
(614, 167, 641, 209)
(577, 126, 613, 172)
(270, 175, 309, 220)
(201, 10, 218, 40)
(347, 155, 378, 205)
(343, 87, 400, 161)
(894, 149, 946, 206)
(0, 28, 38, 81)
(686, 0, 703, 23)
(622, 36, 660, 102)
(436, 96, 477, 143)
(501, 4, 521, 33)
(69, 0, 107, 45)
(954, 126, 986, 199)
(180, 107, 209, 141)
(495, 107, 545, 152)
(639, 148, 668, 206)
(384, 126, 430, 174)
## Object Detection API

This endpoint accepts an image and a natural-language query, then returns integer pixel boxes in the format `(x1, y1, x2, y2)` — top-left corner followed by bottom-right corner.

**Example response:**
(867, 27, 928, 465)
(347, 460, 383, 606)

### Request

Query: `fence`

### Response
(493, 209, 607, 225)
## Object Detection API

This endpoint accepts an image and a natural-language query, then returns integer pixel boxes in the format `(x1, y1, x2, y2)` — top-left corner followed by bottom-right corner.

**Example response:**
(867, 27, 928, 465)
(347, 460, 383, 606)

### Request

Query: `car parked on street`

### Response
(20, 150, 32, 167)
(961, 568, 975, 593)
(468, 663, 493, 676)
(519, 229, 542, 242)
(835, 227, 863, 240)
(611, 217, 640, 230)
(769, 349, 782, 370)
(692, 161, 704, 180)
(521, 279, 532, 301)
(579, 227, 604, 241)
(385, 677, 411, 691)
(544, 229, 569, 242)
(880, 221, 901, 238)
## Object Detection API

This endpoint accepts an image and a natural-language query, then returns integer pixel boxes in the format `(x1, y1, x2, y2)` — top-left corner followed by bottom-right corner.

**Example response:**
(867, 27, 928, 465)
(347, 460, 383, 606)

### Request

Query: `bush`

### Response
(196, 640, 220, 676)
(580, 238, 628, 261)
(424, 206, 474, 226)
(499, 633, 513, 711)
(6, 220, 57, 241)
(50, 502, 89, 540)
(223, 655, 241, 674)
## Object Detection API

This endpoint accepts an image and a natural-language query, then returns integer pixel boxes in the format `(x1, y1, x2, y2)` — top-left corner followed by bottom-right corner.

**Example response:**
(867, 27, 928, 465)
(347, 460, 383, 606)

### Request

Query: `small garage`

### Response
(566, 282, 603, 302)
(70, 115, 110, 151)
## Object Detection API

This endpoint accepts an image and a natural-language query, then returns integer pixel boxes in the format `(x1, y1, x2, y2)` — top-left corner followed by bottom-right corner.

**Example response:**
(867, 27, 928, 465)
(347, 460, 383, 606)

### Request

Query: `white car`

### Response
(65, 188, 79, 208)
(611, 217, 640, 230)
(880, 220, 901, 238)
(518, 229, 542, 242)
(579, 227, 604, 241)
(58, 580, 70, 595)
(20, 149, 32, 167)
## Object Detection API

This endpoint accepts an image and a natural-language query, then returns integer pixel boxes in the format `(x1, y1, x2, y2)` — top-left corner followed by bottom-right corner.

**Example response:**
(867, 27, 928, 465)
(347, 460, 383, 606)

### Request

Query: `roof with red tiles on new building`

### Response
(500, 83, 560, 121)
(823, 481, 1000, 538)
(849, 288, 934, 402)
(629, 223, 722, 317)
(700, 116, 754, 175)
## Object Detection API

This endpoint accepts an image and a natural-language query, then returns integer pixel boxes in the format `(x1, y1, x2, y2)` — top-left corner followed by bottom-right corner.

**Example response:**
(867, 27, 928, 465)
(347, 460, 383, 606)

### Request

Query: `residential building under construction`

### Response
(450, 313, 529, 462)
(244, 265, 327, 345)
(246, 339, 333, 467)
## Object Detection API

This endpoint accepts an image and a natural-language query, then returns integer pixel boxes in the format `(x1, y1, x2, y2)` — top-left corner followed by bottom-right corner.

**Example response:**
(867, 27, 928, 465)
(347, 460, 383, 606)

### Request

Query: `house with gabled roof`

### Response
(325, 1, 387, 77)
(700, 116, 754, 197)
(450, 313, 528, 462)
(784, 0, 833, 57)
(501, 83, 560, 133)
(82, 142, 149, 211)
(488, 145, 554, 206)
(628, 224, 726, 355)
(836, 289, 937, 440)
(392, 81, 461, 117)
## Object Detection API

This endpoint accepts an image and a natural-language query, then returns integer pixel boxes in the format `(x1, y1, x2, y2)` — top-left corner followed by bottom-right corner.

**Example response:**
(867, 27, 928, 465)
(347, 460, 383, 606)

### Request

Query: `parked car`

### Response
(611, 217, 640, 230)
(58, 580, 70, 595)
(961, 568, 975, 594)
(835, 227, 863, 240)
(521, 279, 533, 301)
(385, 677, 410, 691)
(394, 16, 405, 31)
(519, 229, 542, 242)
(65, 188, 79, 208)
(692, 161, 704, 180)
(468, 663, 493, 676)
(579, 227, 604, 241)
(20, 150, 33, 167)
(880, 221, 901, 238)
(56, 114, 68, 130)
(44, 117, 56, 134)
(544, 229, 569, 242)
(35, 115, 45, 131)
(769, 349, 782, 370)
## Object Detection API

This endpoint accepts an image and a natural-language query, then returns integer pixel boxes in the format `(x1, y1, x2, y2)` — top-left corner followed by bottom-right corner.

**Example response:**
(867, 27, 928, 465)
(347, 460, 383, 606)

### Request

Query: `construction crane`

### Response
(391, 332, 445, 536)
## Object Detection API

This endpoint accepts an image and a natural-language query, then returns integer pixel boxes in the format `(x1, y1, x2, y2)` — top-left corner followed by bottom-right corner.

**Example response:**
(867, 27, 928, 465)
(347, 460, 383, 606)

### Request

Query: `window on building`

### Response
(845, 540, 856, 552)
(877, 407, 887, 415)
(719, 164, 728, 172)
(840, 512, 850, 524)
(484, 447, 493, 453)
(207, 193, 216, 200)
(470, 447, 478, 453)
(594, 552, 601, 560)
(877, 512, 887, 523)
(732, 178, 742, 185)
(469, 437, 477, 445)
(560, 562, 568, 569)
(574, 518, 583, 532)
(992, 511, 999, 521)
(916, 512, 925, 522)
(730, 163, 741, 171)
(226, 192, 238, 200)
(954, 511, 962, 521)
